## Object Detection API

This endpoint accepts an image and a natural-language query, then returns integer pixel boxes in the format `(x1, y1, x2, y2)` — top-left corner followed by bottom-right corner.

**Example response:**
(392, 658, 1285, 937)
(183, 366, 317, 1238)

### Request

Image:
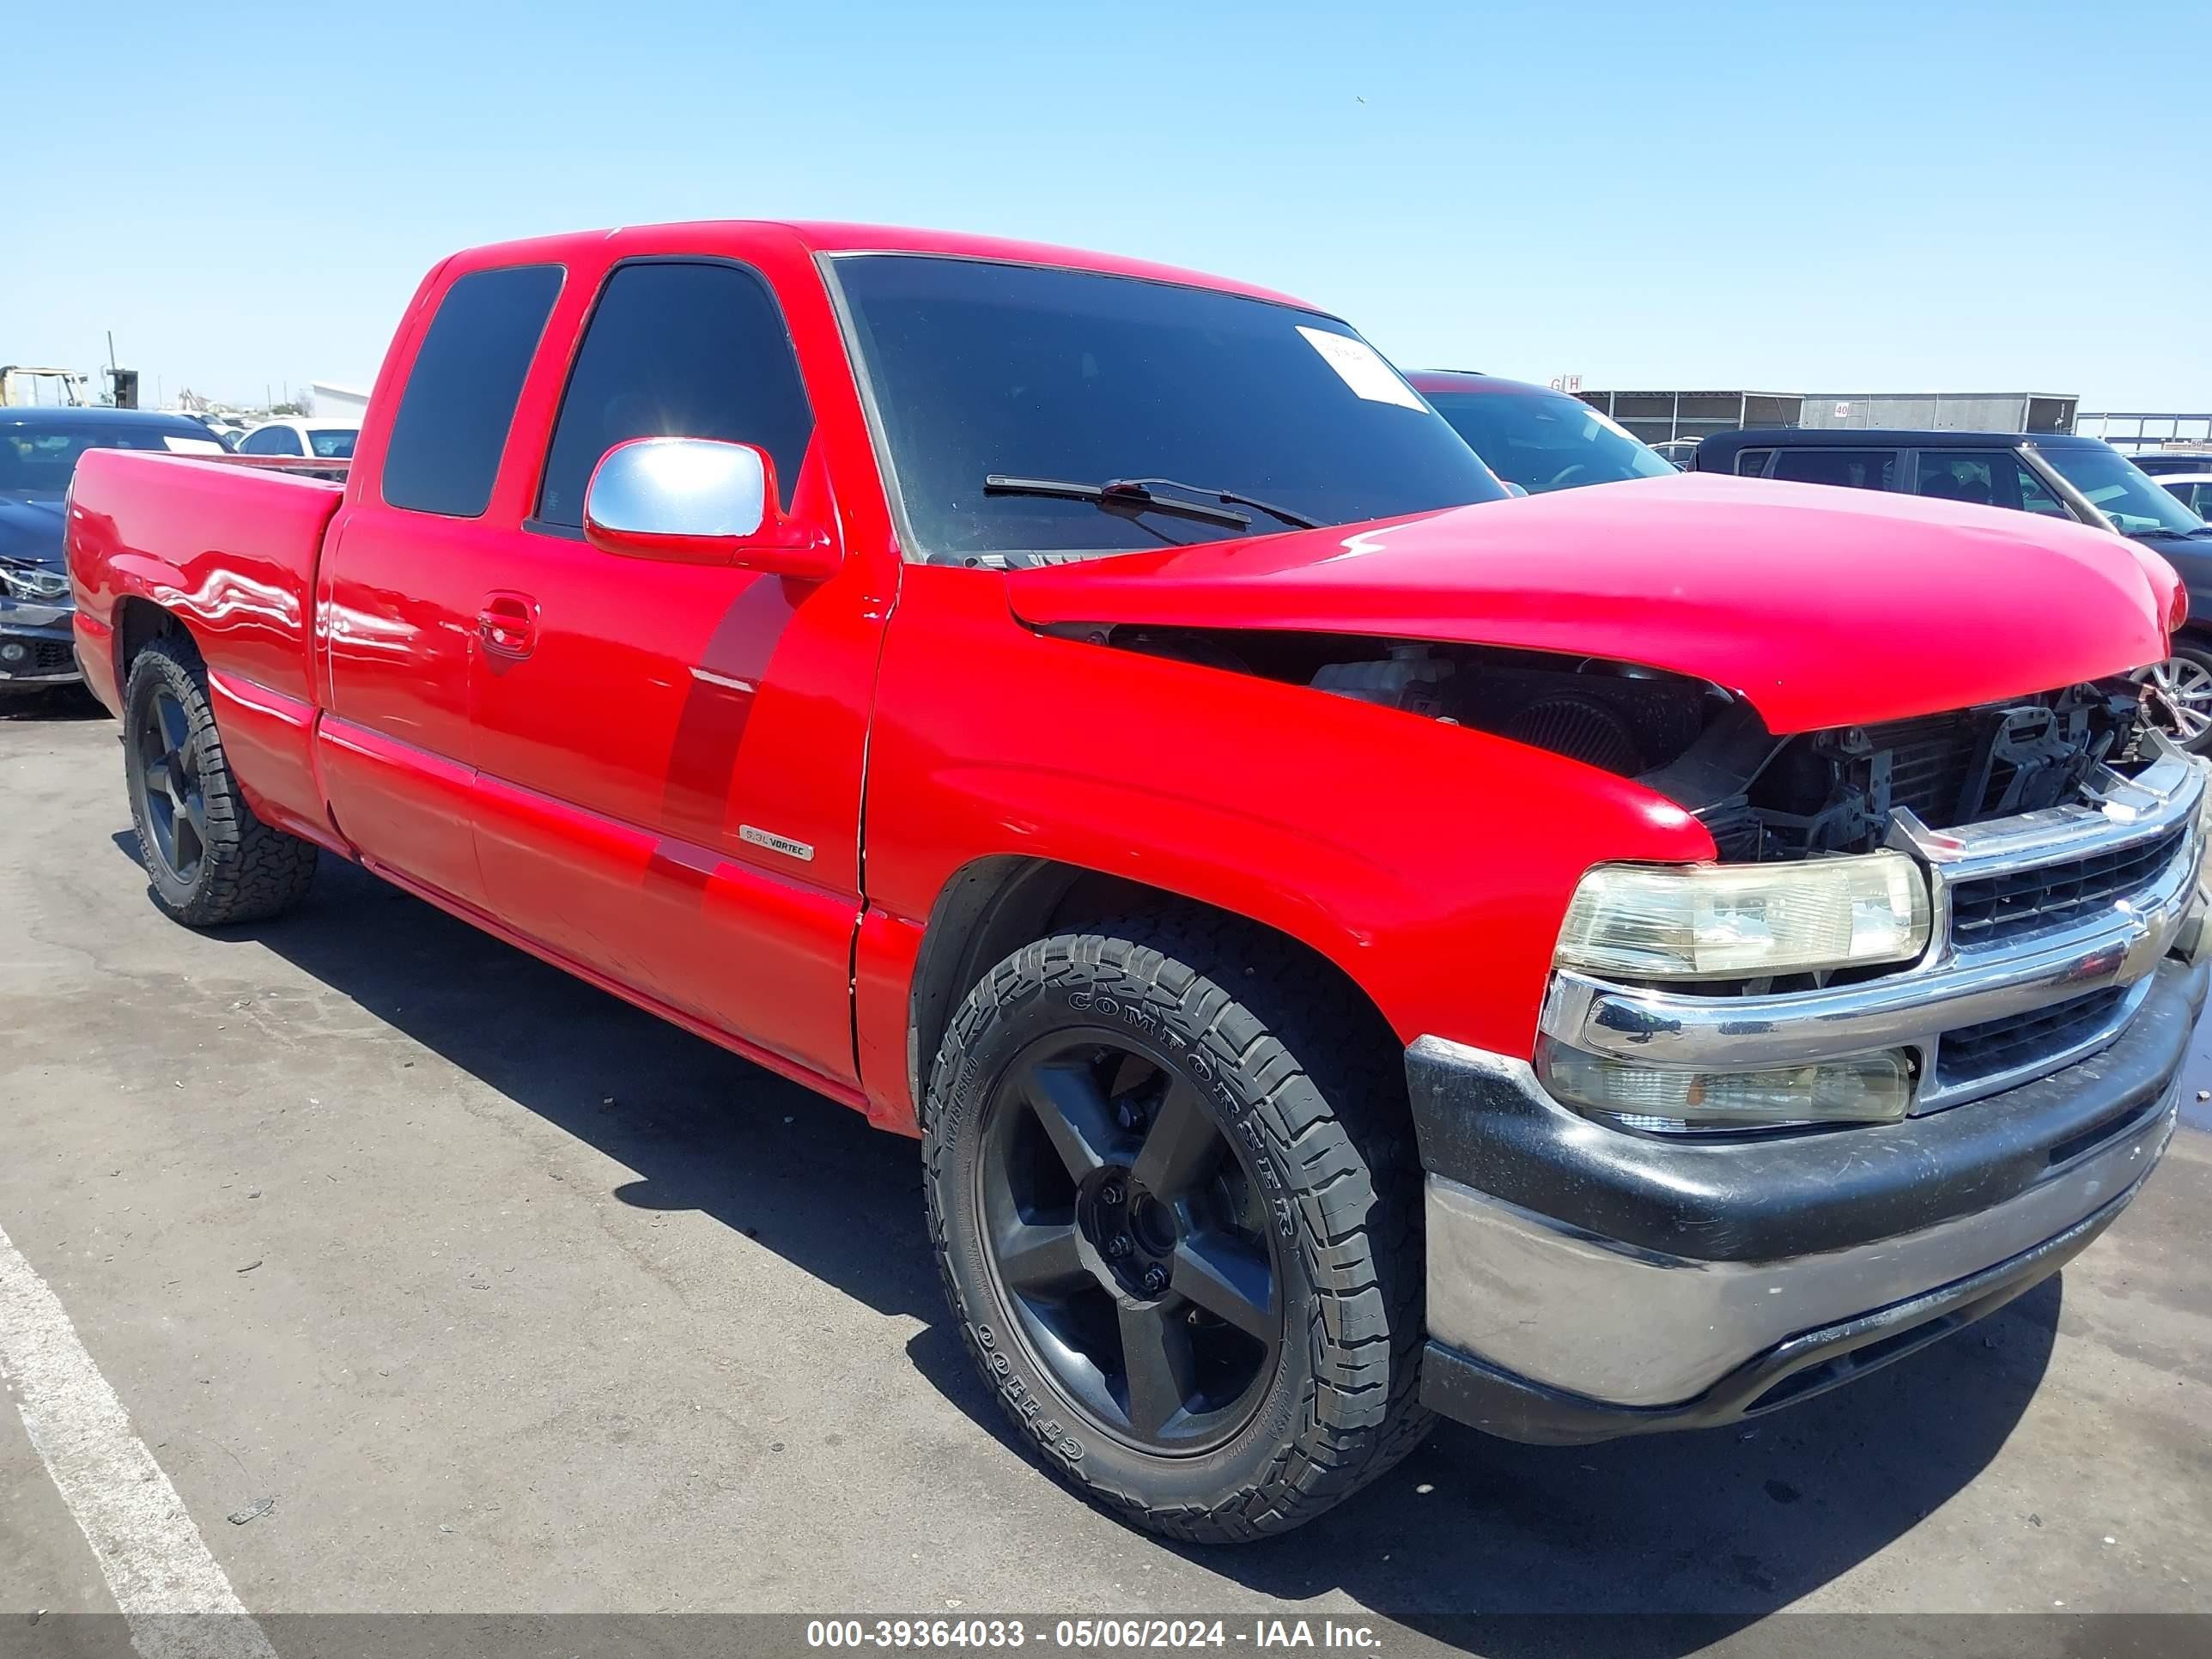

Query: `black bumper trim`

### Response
(1408, 954, 2206, 1264)
(1420, 1167, 2141, 1444)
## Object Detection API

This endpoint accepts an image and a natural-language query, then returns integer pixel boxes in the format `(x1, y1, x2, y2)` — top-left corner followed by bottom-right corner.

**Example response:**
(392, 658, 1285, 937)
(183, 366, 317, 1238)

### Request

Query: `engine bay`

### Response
(1094, 626, 2154, 860)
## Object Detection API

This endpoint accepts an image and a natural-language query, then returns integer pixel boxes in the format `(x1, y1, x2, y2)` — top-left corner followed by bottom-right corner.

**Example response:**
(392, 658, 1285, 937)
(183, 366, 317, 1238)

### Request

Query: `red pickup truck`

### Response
(67, 222, 2208, 1541)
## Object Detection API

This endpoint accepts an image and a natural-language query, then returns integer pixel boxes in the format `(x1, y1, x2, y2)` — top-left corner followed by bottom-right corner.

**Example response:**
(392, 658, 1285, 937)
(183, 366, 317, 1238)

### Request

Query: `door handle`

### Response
(477, 592, 538, 659)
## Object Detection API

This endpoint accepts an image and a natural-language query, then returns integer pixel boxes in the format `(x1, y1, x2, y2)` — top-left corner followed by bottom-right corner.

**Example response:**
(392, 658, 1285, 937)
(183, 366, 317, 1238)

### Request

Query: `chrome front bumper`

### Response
(1426, 1032, 2176, 1409)
(1414, 956, 2199, 1439)
(1540, 737, 2209, 1114)
(1411, 738, 2211, 1442)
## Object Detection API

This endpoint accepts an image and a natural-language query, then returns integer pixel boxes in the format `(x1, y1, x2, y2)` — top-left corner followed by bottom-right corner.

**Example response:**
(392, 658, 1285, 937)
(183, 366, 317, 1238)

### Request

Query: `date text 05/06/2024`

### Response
(805, 1619, 1384, 1650)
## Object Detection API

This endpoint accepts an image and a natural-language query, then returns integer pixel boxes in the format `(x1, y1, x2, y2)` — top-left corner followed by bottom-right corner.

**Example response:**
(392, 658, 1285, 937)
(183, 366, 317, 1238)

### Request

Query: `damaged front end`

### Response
(1073, 622, 2162, 859)
(1643, 678, 2153, 862)
(1060, 619, 2203, 1131)
(1010, 495, 2202, 1442)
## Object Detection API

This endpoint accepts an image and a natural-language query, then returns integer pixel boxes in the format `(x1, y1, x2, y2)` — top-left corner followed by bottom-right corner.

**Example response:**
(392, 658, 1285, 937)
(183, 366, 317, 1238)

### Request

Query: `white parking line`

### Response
(0, 1218, 278, 1659)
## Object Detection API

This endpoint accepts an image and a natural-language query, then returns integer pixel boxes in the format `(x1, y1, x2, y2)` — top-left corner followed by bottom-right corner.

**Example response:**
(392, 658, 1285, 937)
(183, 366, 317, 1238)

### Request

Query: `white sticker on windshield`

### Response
(161, 435, 226, 454)
(1297, 326, 1426, 410)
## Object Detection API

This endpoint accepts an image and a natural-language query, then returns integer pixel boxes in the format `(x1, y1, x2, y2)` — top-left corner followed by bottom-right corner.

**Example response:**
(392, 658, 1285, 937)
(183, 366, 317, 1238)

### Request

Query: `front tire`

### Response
(123, 637, 318, 927)
(922, 915, 1431, 1542)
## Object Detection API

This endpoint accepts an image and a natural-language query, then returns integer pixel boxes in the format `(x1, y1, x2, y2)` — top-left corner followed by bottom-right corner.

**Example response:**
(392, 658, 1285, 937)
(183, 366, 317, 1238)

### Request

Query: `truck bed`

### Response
(70, 448, 343, 705)
(68, 447, 347, 848)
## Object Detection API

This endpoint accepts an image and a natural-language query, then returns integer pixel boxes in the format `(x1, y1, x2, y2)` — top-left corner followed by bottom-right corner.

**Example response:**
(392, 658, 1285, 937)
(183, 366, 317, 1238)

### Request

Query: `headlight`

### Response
(1555, 851, 1931, 981)
(0, 562, 70, 603)
(1537, 1039, 1913, 1131)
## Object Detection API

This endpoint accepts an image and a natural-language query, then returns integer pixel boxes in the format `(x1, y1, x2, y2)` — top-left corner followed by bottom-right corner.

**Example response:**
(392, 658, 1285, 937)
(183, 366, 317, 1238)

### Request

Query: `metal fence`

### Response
(2074, 412, 2212, 453)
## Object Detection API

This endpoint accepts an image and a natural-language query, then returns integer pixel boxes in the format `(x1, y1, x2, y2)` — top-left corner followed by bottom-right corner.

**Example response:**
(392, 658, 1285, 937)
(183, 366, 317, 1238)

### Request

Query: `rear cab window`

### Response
(382, 264, 564, 517)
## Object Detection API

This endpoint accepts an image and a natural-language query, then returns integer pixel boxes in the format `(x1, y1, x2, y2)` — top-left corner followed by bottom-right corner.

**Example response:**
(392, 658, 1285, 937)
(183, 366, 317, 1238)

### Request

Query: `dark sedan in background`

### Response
(1, 408, 225, 702)
(1408, 370, 1678, 495)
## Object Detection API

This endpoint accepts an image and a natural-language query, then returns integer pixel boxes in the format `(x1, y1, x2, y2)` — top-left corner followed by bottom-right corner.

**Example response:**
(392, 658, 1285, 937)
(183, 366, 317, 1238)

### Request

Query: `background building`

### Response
(1577, 388, 2077, 447)
(307, 380, 371, 423)
(1571, 391, 1801, 450)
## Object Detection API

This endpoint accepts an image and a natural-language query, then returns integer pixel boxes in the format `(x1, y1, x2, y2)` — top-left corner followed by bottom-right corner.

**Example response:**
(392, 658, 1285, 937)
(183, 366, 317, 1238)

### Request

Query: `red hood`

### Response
(1005, 472, 2179, 734)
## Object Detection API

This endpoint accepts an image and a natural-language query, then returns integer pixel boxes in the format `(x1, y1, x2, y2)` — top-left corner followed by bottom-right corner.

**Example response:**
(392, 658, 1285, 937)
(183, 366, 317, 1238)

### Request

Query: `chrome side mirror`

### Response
(582, 437, 840, 579)
(586, 436, 765, 541)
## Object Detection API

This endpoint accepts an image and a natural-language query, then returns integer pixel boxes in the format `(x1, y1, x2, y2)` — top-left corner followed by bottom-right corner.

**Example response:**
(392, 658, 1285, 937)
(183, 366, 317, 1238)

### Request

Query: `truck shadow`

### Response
(131, 840, 2060, 1648)
(906, 1280, 2059, 1647)
(111, 835, 945, 1322)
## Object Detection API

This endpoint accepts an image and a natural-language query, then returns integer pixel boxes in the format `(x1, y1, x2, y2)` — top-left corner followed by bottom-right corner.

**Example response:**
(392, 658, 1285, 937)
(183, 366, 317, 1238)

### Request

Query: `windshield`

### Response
(2039, 444, 2207, 536)
(0, 422, 216, 495)
(1425, 387, 1675, 492)
(831, 255, 1504, 562)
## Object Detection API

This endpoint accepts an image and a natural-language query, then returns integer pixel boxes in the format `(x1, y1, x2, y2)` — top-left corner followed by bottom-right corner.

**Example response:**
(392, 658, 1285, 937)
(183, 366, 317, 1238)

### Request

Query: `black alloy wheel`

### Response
(120, 636, 319, 927)
(978, 1031, 1283, 1454)
(133, 682, 208, 886)
(924, 918, 1431, 1541)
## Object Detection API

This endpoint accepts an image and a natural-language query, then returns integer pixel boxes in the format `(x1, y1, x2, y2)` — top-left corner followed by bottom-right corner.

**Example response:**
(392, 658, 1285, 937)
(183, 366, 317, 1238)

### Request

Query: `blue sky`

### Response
(9, 1, 2208, 410)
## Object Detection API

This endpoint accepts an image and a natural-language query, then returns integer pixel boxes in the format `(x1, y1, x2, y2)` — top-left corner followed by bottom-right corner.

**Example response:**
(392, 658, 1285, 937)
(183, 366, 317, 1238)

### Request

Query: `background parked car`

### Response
(1, 408, 228, 702)
(1408, 370, 1677, 494)
(236, 416, 360, 459)
(1694, 428, 2212, 749)
(2152, 471, 2212, 518)
(2127, 449, 2212, 478)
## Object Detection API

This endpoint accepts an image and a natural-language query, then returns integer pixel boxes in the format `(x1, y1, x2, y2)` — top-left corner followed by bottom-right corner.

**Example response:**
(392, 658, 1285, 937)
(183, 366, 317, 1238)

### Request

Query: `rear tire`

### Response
(922, 911, 1431, 1542)
(123, 637, 318, 927)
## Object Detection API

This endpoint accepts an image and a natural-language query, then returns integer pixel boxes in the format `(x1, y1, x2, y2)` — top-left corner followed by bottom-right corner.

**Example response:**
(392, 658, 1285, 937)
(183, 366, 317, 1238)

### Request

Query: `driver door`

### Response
(464, 252, 883, 1088)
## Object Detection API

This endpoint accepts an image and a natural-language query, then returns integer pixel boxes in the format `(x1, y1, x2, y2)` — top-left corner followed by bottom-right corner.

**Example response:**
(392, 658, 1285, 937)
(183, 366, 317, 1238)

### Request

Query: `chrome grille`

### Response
(1948, 825, 2191, 949)
(1933, 986, 2131, 1091)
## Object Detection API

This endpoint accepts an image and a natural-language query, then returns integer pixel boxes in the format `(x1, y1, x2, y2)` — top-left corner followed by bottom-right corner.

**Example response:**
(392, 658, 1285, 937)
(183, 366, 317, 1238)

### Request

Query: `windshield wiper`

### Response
(982, 474, 1320, 532)
(1110, 477, 1322, 531)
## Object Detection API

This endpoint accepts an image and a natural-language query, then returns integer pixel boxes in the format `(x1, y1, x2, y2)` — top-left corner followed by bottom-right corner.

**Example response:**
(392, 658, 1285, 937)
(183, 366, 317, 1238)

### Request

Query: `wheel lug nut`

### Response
(1141, 1266, 1169, 1296)
(1100, 1183, 1123, 1206)
(1104, 1235, 1131, 1259)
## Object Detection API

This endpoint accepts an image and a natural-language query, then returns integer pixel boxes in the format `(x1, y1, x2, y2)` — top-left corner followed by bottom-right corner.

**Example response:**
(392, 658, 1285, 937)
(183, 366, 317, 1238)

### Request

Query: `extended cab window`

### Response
(1770, 448, 1896, 491)
(382, 264, 563, 518)
(536, 261, 814, 529)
